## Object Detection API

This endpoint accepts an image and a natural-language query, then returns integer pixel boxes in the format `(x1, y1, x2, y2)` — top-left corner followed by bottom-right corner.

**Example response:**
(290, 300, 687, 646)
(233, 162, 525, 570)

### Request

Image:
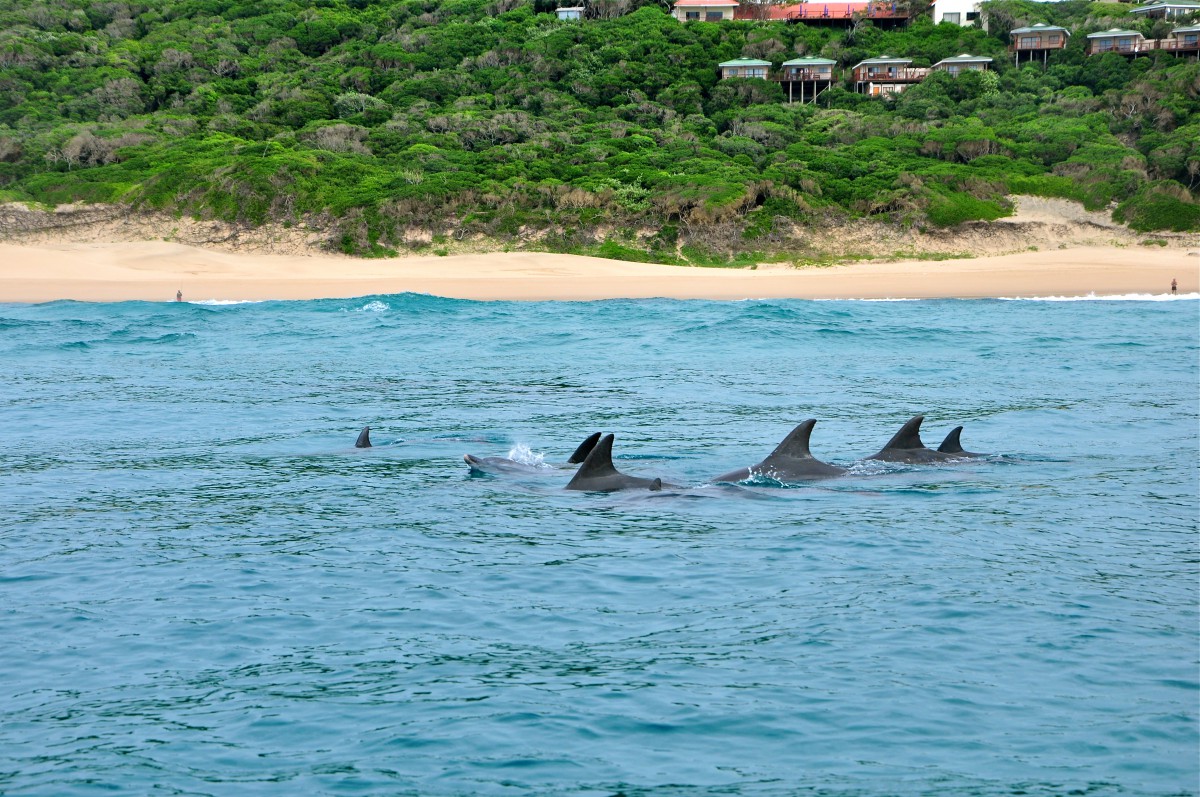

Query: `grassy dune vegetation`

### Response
(0, 0, 1197, 261)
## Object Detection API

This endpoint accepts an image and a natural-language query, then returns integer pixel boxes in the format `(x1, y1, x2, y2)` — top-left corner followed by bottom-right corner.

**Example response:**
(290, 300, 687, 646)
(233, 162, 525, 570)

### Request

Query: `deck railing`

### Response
(1088, 41, 1147, 54)
(1009, 39, 1068, 51)
(770, 3, 910, 20)
(851, 66, 928, 81)
(774, 69, 836, 81)
(1153, 37, 1200, 53)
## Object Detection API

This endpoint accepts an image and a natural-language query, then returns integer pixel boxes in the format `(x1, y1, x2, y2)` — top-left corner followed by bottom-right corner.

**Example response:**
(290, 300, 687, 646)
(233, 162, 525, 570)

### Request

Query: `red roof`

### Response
(674, 0, 739, 6)
(733, 2, 905, 19)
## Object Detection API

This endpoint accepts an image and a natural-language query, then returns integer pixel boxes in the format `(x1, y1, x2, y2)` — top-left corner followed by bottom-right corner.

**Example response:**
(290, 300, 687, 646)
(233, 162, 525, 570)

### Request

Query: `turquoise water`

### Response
(2, 294, 1197, 797)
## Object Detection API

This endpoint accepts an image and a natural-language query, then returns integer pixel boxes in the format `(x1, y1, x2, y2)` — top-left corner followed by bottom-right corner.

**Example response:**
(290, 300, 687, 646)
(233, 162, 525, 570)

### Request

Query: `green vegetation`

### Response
(0, 0, 1196, 260)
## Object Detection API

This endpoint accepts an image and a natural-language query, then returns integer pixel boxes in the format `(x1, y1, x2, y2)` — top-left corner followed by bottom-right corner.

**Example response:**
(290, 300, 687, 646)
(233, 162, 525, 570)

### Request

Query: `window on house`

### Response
(706, 11, 723, 20)
(1020, 36, 1037, 48)
(1048, 34, 1061, 44)
(685, 11, 699, 19)
(749, 68, 766, 78)
(942, 12, 960, 23)
(966, 11, 979, 20)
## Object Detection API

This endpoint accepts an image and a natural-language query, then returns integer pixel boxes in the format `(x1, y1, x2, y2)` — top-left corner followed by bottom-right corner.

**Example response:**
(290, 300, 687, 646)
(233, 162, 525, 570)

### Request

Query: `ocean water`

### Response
(1, 293, 1197, 797)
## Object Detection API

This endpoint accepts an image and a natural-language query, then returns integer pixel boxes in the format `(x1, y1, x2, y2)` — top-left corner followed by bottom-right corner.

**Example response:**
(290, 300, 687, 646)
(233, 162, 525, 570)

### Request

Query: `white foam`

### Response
(1000, 293, 1198, 302)
(353, 301, 390, 313)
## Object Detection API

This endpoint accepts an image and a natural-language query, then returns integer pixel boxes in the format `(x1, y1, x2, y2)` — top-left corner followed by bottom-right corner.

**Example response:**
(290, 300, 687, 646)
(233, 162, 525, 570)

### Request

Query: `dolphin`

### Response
(867, 415, 959, 464)
(713, 420, 847, 483)
(937, 425, 985, 458)
(565, 433, 668, 492)
(355, 426, 372, 448)
(566, 431, 603, 464)
(464, 432, 602, 475)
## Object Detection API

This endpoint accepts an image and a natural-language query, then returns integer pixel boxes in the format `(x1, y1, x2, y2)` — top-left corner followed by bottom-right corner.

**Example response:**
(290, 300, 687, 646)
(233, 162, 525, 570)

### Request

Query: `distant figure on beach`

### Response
(1171, 279, 1177, 295)
(176, 290, 183, 302)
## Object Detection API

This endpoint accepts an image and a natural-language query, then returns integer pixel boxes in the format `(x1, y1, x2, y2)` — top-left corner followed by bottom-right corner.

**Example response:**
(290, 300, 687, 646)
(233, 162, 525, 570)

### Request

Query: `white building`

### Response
(555, 6, 584, 20)
(930, 0, 982, 26)
(1129, 0, 1200, 19)
(671, 0, 739, 22)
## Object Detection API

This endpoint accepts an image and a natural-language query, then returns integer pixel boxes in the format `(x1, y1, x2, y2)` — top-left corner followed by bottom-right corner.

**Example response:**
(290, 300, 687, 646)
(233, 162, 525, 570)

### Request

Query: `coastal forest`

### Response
(0, 0, 1197, 261)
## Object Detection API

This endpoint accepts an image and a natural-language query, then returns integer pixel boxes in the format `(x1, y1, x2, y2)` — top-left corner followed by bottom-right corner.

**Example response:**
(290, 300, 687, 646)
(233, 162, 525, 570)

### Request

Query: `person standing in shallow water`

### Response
(176, 290, 183, 302)
(1171, 279, 1177, 295)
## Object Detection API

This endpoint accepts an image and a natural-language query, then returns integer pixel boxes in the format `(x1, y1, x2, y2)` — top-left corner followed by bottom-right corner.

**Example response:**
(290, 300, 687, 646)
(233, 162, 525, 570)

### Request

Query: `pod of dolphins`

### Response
(353, 415, 985, 493)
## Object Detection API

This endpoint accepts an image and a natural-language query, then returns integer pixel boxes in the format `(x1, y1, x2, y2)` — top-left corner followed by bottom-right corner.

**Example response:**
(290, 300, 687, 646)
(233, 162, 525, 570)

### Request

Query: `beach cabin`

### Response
(718, 58, 773, 79)
(1087, 28, 1148, 55)
(672, 0, 738, 21)
(931, 53, 993, 74)
(777, 57, 837, 102)
(851, 55, 928, 95)
(1157, 24, 1200, 55)
(555, 6, 584, 20)
(930, 0, 982, 26)
(1009, 23, 1070, 65)
(1129, 0, 1200, 19)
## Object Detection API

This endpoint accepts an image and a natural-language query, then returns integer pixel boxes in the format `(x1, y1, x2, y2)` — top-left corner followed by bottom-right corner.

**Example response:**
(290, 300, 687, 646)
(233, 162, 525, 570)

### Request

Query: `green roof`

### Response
(719, 58, 773, 67)
(933, 53, 993, 64)
(1010, 23, 1069, 34)
(782, 57, 837, 66)
(1130, 0, 1200, 9)
(852, 55, 912, 68)
(1086, 28, 1144, 37)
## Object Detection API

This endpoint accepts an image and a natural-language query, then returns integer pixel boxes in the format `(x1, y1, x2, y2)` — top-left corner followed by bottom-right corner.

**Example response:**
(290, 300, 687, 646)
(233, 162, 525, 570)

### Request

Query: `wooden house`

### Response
(1087, 28, 1148, 55)
(931, 53, 993, 74)
(1009, 23, 1070, 65)
(776, 57, 837, 102)
(1129, 0, 1200, 19)
(1157, 24, 1200, 55)
(851, 55, 928, 95)
(672, 0, 738, 21)
(718, 58, 773, 79)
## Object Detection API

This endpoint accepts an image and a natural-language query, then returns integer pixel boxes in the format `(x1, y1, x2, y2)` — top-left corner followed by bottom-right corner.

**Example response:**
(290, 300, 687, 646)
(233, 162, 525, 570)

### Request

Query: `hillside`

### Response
(0, 0, 1197, 261)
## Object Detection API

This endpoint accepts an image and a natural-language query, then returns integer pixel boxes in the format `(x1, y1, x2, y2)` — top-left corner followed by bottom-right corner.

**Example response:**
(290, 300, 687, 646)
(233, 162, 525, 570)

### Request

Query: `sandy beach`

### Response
(0, 240, 1196, 303)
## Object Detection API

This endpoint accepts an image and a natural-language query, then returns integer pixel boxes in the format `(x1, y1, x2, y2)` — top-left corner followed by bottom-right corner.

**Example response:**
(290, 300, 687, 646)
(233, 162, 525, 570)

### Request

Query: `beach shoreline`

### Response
(0, 240, 1197, 303)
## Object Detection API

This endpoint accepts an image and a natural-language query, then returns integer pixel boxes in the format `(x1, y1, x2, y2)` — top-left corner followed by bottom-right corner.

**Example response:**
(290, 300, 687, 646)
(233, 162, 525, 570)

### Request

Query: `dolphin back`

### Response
(355, 426, 372, 448)
(565, 434, 667, 492)
(937, 425, 984, 457)
(938, 425, 965, 454)
(567, 432, 603, 464)
(565, 434, 621, 489)
(714, 420, 846, 482)
(763, 419, 817, 461)
(878, 415, 925, 452)
(870, 415, 960, 463)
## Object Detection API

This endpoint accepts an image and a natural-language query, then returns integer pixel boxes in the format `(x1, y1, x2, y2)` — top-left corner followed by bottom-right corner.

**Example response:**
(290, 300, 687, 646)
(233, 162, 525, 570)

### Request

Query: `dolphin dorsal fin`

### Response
(880, 415, 925, 451)
(567, 432, 603, 464)
(938, 426, 965, 454)
(355, 426, 372, 448)
(764, 419, 817, 461)
(566, 434, 620, 487)
(649, 478, 662, 492)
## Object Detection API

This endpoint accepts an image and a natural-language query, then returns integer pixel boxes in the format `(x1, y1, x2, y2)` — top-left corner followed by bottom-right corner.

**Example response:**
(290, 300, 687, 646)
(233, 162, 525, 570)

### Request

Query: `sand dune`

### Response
(0, 240, 1195, 303)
